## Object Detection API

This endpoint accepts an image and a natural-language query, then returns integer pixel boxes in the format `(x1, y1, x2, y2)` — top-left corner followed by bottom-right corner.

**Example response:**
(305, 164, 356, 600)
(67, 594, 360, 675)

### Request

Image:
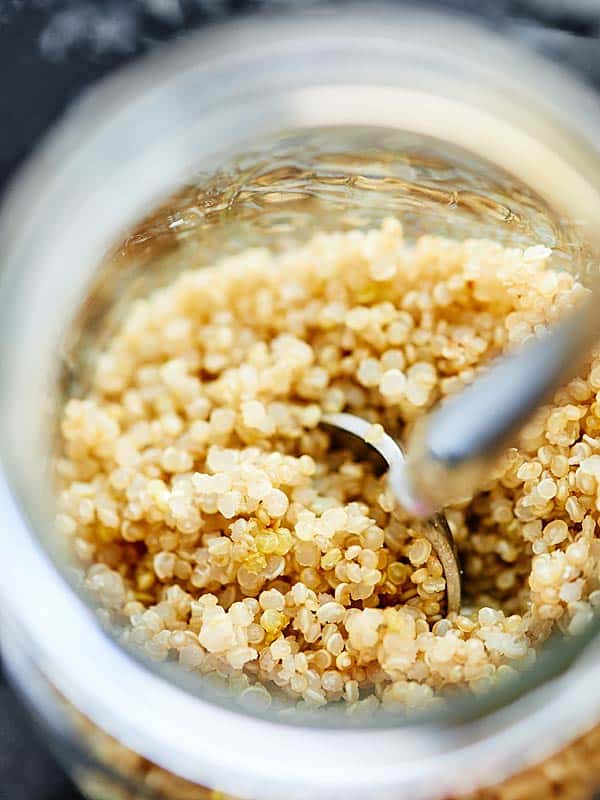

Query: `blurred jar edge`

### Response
(3, 6, 600, 800)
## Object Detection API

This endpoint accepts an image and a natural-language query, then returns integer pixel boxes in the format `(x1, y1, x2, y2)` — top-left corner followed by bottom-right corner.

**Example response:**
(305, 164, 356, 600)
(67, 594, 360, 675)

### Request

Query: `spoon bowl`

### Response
(321, 412, 462, 615)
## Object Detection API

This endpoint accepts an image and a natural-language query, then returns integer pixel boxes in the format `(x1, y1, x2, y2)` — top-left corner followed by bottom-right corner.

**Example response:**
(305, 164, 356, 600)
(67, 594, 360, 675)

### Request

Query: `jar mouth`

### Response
(3, 7, 600, 797)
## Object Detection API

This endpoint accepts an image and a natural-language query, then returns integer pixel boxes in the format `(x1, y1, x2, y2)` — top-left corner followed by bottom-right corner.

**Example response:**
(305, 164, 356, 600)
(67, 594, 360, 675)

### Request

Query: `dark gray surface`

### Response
(1, 1, 600, 798)
(0, 683, 75, 799)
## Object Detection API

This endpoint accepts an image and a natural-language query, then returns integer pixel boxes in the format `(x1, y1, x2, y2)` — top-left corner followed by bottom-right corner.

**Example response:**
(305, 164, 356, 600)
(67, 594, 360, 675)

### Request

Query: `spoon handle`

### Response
(405, 296, 600, 515)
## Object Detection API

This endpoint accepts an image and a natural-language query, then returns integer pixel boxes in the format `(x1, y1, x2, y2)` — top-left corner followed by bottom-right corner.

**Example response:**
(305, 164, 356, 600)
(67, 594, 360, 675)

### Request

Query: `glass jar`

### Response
(3, 8, 600, 800)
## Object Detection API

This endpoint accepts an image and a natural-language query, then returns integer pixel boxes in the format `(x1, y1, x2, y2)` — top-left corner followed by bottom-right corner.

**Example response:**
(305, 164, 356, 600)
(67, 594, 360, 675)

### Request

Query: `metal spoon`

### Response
(322, 292, 600, 616)
(321, 412, 462, 615)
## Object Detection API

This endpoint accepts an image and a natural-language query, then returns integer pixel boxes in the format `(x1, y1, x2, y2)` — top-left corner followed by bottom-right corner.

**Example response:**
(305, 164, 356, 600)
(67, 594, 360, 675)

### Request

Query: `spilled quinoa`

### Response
(57, 218, 600, 712)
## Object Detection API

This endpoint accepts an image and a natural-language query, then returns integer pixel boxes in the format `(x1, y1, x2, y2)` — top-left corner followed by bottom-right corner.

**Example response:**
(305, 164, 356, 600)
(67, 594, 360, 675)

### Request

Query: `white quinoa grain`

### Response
(357, 358, 382, 387)
(153, 552, 176, 581)
(543, 520, 569, 545)
(263, 489, 289, 518)
(379, 368, 407, 399)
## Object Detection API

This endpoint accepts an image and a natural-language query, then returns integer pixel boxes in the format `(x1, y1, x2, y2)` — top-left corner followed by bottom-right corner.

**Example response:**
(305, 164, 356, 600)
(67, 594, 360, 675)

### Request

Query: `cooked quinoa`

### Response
(57, 218, 600, 712)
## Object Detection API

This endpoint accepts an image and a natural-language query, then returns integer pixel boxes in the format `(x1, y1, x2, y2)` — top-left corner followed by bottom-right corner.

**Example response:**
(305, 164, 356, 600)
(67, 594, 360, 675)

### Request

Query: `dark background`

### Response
(1, 1, 600, 798)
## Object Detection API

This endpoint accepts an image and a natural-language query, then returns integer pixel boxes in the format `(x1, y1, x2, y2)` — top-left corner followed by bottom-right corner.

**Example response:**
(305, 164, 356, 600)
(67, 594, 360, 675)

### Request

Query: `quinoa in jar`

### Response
(57, 216, 599, 712)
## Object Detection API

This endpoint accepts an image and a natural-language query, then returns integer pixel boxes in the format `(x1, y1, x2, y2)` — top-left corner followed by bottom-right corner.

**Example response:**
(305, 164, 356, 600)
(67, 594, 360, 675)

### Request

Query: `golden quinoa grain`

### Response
(58, 219, 600, 709)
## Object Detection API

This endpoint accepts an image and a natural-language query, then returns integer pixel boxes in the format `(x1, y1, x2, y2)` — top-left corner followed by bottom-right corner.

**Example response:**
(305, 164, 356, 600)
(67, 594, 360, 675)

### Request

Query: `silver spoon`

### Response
(321, 412, 462, 615)
(322, 293, 600, 616)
